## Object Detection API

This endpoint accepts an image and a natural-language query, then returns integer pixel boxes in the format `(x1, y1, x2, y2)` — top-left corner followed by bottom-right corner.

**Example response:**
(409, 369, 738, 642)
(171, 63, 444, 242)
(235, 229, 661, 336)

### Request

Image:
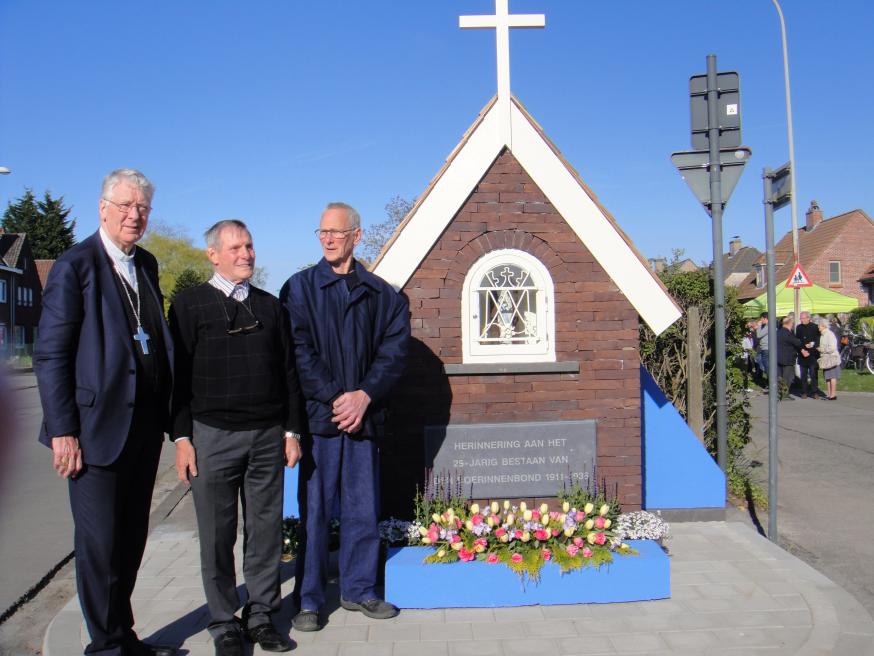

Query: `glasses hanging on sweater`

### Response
(214, 288, 261, 335)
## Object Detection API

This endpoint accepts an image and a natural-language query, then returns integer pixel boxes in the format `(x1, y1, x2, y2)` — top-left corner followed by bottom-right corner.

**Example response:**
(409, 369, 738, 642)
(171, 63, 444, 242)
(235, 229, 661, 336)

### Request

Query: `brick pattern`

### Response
(383, 149, 642, 515)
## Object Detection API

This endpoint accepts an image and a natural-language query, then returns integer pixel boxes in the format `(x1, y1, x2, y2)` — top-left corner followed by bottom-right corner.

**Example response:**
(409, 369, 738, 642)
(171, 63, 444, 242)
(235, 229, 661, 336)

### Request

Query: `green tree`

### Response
(1, 189, 76, 258)
(358, 195, 414, 269)
(170, 267, 207, 304)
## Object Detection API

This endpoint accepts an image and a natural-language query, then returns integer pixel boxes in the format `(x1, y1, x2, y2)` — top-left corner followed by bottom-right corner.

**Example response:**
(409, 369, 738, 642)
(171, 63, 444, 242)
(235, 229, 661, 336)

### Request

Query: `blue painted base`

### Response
(385, 541, 670, 608)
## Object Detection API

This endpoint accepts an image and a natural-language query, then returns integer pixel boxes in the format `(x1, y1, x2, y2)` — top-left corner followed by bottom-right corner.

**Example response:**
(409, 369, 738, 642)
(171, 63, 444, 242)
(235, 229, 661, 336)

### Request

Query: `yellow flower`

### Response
(432, 513, 441, 524)
(506, 514, 515, 525)
(422, 537, 432, 545)
(491, 501, 500, 514)
(599, 504, 610, 516)
(519, 501, 527, 512)
(503, 500, 511, 510)
(559, 513, 567, 524)
(604, 519, 612, 529)
(562, 501, 570, 513)
(585, 519, 594, 530)
(470, 503, 480, 514)
(474, 544, 485, 553)
(487, 516, 495, 527)
(539, 503, 549, 514)
(564, 527, 574, 537)
(521, 531, 531, 542)
(500, 533, 510, 543)
(541, 515, 549, 527)
(451, 542, 462, 551)
(465, 520, 474, 531)
(587, 533, 597, 545)
(584, 503, 594, 514)
(437, 549, 446, 558)
(523, 510, 533, 522)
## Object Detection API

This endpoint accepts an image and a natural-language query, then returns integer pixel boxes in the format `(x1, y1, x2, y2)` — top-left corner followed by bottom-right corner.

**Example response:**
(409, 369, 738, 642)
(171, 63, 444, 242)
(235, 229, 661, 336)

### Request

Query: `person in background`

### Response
(776, 315, 804, 398)
(816, 317, 841, 400)
(795, 311, 820, 398)
(170, 220, 303, 656)
(33, 169, 176, 655)
(756, 312, 770, 380)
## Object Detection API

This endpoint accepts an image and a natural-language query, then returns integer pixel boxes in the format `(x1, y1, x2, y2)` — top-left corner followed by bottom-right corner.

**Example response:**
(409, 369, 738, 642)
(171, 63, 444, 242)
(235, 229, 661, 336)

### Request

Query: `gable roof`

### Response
(372, 96, 681, 335)
(0, 233, 26, 270)
(35, 259, 55, 288)
(723, 245, 761, 277)
(736, 209, 874, 299)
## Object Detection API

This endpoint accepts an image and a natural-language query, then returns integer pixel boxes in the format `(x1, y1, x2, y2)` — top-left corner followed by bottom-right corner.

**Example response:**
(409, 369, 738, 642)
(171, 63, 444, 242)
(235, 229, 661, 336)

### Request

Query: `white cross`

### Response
(133, 325, 151, 356)
(460, 0, 545, 103)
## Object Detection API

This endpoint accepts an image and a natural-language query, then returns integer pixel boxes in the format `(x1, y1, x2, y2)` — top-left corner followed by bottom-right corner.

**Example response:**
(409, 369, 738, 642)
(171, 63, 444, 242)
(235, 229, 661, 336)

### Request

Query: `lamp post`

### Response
(0, 167, 10, 175)
(771, 0, 800, 317)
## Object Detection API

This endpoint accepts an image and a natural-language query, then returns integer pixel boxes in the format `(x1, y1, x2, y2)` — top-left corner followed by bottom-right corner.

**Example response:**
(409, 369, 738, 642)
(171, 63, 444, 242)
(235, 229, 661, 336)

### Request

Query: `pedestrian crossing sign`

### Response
(785, 262, 813, 288)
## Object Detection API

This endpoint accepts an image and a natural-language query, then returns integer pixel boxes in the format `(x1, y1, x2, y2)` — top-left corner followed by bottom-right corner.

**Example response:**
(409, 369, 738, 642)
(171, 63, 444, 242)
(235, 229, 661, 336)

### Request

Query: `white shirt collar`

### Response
(209, 272, 250, 300)
(99, 227, 138, 292)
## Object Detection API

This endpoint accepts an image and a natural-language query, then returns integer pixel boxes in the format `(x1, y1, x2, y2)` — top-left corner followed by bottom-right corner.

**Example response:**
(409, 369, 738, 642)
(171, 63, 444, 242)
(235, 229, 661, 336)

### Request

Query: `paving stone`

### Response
(367, 623, 421, 642)
(522, 618, 578, 637)
(312, 625, 370, 643)
(608, 632, 668, 653)
(541, 604, 594, 620)
(492, 606, 546, 622)
(449, 640, 504, 656)
(555, 634, 615, 654)
(395, 642, 448, 656)
(658, 629, 719, 649)
(392, 609, 447, 624)
(445, 607, 495, 623)
(471, 621, 526, 639)
(338, 643, 393, 656)
(420, 622, 473, 642)
(500, 637, 560, 655)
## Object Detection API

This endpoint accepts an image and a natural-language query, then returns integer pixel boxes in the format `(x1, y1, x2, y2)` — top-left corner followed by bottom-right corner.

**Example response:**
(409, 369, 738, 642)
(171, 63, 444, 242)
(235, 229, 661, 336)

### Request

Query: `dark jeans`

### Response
(798, 362, 819, 396)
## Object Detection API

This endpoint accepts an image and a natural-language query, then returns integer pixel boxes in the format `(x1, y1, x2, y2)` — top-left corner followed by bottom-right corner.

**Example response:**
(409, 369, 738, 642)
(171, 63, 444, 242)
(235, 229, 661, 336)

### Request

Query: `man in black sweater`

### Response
(169, 220, 303, 656)
(795, 311, 820, 398)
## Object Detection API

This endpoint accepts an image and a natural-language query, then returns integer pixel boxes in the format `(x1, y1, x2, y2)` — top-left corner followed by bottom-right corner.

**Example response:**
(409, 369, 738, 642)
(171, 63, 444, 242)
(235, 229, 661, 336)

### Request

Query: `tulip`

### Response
(486, 516, 495, 528)
(465, 520, 474, 531)
(474, 544, 485, 554)
(523, 510, 533, 522)
(531, 510, 541, 521)
(506, 514, 515, 525)
(500, 533, 510, 543)
(437, 549, 446, 558)
(594, 516, 606, 529)
(470, 503, 480, 514)
(563, 527, 574, 537)
(562, 501, 570, 513)
(599, 504, 610, 516)
(452, 534, 461, 543)
(419, 526, 429, 537)
(519, 501, 528, 512)
(451, 541, 462, 551)
(551, 528, 560, 537)
(521, 531, 531, 543)
(432, 513, 441, 524)
(584, 519, 594, 530)
(486, 553, 499, 564)
(604, 519, 612, 529)
(541, 515, 549, 527)
(495, 527, 507, 537)
(586, 533, 597, 545)
(584, 502, 594, 514)
(573, 537, 583, 547)
(471, 514, 483, 526)
(581, 547, 593, 558)
(594, 533, 607, 545)
(491, 501, 500, 514)
(575, 511, 586, 522)
(503, 500, 511, 510)
(540, 503, 549, 515)
(422, 537, 432, 545)
(541, 549, 552, 561)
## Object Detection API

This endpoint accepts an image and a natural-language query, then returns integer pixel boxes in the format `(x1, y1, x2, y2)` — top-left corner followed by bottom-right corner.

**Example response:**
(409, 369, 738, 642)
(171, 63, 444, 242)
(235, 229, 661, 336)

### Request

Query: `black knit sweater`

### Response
(168, 282, 304, 438)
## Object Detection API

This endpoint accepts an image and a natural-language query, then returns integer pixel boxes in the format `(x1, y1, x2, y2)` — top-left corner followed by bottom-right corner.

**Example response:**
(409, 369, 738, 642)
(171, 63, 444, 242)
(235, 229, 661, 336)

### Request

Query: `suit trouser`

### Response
(799, 362, 819, 395)
(69, 413, 162, 655)
(778, 364, 796, 390)
(189, 421, 284, 638)
(294, 433, 380, 611)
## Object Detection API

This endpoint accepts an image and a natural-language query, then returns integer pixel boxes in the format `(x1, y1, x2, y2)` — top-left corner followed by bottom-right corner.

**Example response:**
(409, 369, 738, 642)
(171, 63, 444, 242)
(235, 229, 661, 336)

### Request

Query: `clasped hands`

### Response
(331, 389, 370, 434)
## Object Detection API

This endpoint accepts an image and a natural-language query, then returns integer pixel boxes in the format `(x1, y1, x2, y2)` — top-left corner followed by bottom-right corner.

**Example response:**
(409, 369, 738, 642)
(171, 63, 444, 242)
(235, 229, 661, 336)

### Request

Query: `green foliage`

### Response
(170, 267, 207, 303)
(2, 189, 76, 258)
(848, 306, 874, 333)
(358, 195, 413, 269)
(557, 475, 621, 517)
(413, 470, 470, 526)
(639, 262, 754, 494)
(140, 223, 213, 312)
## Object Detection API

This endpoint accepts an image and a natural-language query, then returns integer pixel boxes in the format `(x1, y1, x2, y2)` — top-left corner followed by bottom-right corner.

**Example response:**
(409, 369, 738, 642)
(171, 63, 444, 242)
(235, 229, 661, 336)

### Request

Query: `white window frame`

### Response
(755, 265, 764, 289)
(829, 261, 841, 284)
(0, 279, 6, 303)
(462, 249, 556, 363)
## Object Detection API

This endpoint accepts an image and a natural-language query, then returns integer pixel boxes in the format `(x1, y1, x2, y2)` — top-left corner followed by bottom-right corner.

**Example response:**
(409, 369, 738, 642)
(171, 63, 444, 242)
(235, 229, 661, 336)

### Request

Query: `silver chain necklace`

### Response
(112, 264, 151, 356)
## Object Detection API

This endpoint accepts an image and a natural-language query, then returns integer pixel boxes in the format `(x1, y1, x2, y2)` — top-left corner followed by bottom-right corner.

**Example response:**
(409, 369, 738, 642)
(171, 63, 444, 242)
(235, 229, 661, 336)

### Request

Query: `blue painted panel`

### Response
(385, 541, 669, 608)
(283, 466, 299, 518)
(641, 368, 725, 508)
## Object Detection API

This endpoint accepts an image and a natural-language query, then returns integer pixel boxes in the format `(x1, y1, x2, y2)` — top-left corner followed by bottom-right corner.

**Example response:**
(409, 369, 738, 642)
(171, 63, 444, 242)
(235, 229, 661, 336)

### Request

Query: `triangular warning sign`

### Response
(785, 262, 813, 288)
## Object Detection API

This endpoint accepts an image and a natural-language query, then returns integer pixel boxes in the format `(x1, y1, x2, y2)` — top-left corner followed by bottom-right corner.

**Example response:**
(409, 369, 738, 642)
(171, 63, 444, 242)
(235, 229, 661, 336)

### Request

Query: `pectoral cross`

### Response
(133, 325, 151, 356)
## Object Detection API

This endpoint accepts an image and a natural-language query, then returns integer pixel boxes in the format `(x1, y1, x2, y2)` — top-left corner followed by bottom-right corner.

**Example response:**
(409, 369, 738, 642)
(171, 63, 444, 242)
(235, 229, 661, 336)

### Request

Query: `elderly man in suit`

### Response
(34, 169, 176, 656)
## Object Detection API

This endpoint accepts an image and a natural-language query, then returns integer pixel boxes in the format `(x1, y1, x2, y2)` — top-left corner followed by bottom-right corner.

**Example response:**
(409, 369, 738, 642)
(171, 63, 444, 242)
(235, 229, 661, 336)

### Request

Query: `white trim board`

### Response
(373, 98, 681, 336)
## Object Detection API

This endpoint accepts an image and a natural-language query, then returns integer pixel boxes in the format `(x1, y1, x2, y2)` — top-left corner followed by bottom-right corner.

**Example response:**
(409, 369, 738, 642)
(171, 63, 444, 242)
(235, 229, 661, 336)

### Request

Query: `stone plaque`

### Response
(424, 420, 597, 499)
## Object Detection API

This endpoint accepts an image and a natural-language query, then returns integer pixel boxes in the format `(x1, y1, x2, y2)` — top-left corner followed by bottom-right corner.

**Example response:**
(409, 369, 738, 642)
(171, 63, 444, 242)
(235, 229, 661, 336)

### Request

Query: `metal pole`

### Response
(771, 0, 800, 318)
(763, 168, 779, 543)
(706, 54, 728, 473)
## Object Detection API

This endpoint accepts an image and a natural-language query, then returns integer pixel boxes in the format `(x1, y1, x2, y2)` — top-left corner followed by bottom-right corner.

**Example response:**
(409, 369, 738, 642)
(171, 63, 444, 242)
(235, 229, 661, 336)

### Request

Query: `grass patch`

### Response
(830, 369, 874, 393)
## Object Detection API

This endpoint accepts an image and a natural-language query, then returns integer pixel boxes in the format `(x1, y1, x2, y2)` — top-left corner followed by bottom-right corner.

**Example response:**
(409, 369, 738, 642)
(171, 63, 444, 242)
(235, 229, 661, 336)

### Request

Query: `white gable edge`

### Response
(509, 106, 681, 335)
(373, 106, 504, 289)
(373, 101, 681, 336)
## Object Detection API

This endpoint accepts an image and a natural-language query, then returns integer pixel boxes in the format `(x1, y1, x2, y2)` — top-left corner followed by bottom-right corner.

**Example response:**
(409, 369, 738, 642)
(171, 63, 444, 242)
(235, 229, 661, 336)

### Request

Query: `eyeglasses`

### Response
(315, 228, 355, 240)
(104, 198, 152, 215)
(226, 318, 261, 335)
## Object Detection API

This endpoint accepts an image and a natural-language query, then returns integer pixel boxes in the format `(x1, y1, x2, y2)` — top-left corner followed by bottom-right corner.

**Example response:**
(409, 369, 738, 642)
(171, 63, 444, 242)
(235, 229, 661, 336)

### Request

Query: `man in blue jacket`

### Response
(34, 169, 176, 655)
(280, 202, 410, 632)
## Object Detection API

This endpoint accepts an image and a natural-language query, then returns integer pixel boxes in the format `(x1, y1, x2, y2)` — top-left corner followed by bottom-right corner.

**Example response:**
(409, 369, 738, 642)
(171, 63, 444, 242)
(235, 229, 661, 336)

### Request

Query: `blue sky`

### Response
(1, 1, 872, 294)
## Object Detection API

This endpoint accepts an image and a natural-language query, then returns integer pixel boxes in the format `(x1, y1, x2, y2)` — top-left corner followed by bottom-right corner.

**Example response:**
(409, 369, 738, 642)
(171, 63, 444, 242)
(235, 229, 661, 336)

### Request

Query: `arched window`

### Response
(462, 249, 555, 363)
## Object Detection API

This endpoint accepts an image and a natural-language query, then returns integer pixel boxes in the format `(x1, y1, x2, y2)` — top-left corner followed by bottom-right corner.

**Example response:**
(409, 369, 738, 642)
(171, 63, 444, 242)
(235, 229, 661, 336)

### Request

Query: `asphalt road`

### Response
(744, 390, 874, 617)
(0, 373, 178, 618)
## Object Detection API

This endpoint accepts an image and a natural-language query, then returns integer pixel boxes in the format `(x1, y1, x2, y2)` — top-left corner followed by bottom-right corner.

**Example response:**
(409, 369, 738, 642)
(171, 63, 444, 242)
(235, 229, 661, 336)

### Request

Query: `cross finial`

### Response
(460, 0, 545, 103)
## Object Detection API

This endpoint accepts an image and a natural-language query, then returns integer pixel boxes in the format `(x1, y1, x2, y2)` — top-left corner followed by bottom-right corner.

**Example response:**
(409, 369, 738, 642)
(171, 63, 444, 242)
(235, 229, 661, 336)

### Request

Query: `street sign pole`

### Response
(706, 55, 729, 474)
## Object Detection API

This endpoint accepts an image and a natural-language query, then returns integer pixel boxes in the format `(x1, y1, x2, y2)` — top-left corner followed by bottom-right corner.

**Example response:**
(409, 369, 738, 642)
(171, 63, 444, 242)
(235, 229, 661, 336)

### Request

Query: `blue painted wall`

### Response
(641, 367, 725, 509)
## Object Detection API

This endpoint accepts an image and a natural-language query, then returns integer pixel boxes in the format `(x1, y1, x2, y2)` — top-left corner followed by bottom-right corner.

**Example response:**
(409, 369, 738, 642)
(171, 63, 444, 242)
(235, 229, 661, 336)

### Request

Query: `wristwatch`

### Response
(284, 431, 301, 441)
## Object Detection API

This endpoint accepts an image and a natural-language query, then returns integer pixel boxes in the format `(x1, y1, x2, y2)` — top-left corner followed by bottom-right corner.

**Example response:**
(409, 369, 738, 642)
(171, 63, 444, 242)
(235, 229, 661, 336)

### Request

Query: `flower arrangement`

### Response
(614, 511, 670, 543)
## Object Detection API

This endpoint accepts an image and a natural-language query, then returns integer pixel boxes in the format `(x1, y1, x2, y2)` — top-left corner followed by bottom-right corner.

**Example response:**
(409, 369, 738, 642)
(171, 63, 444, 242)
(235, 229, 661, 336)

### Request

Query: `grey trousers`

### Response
(190, 421, 284, 638)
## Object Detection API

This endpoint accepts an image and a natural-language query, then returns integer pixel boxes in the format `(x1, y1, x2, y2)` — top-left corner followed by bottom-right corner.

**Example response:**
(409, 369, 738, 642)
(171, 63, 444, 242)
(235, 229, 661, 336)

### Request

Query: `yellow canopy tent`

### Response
(743, 279, 860, 318)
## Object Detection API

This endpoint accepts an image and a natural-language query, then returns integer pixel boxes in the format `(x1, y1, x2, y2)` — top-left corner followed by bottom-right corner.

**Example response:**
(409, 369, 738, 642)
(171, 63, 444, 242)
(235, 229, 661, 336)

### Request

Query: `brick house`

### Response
(0, 231, 43, 357)
(737, 201, 874, 306)
(372, 97, 680, 515)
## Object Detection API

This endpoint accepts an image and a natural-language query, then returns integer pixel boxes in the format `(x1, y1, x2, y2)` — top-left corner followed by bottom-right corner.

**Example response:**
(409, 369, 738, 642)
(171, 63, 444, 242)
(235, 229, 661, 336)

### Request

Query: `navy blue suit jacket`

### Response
(34, 231, 174, 466)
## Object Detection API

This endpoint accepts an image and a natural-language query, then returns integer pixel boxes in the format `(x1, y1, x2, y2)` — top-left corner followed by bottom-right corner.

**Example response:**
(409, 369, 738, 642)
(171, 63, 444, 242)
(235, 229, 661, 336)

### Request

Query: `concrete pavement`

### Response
(44, 489, 874, 655)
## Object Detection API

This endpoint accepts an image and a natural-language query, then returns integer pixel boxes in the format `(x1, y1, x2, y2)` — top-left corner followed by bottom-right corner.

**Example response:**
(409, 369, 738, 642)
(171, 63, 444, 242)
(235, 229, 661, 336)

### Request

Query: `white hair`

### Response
(325, 202, 360, 230)
(101, 168, 154, 202)
(204, 219, 250, 250)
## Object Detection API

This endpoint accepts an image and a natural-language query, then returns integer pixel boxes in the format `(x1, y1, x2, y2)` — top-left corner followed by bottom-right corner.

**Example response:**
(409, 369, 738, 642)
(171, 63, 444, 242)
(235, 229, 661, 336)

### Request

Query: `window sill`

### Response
(443, 361, 580, 375)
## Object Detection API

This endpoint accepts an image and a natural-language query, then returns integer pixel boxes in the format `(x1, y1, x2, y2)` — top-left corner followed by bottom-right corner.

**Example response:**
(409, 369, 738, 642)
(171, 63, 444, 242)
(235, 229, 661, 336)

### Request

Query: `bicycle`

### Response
(839, 328, 874, 373)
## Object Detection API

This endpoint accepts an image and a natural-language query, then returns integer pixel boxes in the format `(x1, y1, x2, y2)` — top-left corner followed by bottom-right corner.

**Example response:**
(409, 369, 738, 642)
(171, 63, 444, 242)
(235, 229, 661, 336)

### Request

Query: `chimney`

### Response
(729, 236, 741, 257)
(648, 257, 666, 273)
(806, 200, 823, 231)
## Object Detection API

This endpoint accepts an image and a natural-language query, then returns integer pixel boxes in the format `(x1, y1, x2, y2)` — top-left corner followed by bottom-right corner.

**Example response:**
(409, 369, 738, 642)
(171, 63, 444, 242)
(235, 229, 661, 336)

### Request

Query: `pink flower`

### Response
(541, 549, 552, 561)
(471, 514, 483, 525)
(534, 529, 548, 541)
(474, 538, 488, 548)
(582, 547, 593, 558)
(551, 528, 560, 537)
(514, 529, 524, 539)
(566, 544, 579, 557)
(549, 511, 561, 520)
(575, 511, 586, 521)
(458, 547, 475, 562)
(455, 518, 462, 529)
(594, 532, 607, 545)
(531, 510, 541, 521)
(511, 553, 523, 563)
(573, 537, 583, 547)
(451, 534, 461, 544)
(491, 514, 501, 524)
(427, 524, 440, 543)
(486, 553, 499, 564)
(594, 516, 606, 529)
(495, 527, 507, 538)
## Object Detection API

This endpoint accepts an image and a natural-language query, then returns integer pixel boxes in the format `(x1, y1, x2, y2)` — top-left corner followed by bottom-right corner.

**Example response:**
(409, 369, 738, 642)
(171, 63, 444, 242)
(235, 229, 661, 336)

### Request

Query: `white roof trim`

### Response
(373, 100, 681, 335)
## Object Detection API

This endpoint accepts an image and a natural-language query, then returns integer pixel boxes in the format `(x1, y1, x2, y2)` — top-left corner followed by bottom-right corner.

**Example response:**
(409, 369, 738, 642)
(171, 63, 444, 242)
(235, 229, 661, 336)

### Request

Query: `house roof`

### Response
(0, 233, 26, 270)
(35, 259, 55, 287)
(859, 262, 874, 284)
(736, 209, 874, 299)
(722, 245, 761, 277)
(372, 95, 682, 335)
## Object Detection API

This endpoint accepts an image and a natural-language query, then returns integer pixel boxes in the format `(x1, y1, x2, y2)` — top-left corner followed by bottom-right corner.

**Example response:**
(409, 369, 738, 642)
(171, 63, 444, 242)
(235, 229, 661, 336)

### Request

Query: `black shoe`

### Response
(340, 598, 399, 619)
(214, 631, 243, 656)
(291, 609, 321, 632)
(247, 624, 293, 652)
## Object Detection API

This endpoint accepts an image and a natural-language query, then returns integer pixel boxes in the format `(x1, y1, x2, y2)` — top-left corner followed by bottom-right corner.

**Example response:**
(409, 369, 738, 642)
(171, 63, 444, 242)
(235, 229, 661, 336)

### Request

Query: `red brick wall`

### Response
(806, 214, 874, 305)
(383, 149, 642, 516)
